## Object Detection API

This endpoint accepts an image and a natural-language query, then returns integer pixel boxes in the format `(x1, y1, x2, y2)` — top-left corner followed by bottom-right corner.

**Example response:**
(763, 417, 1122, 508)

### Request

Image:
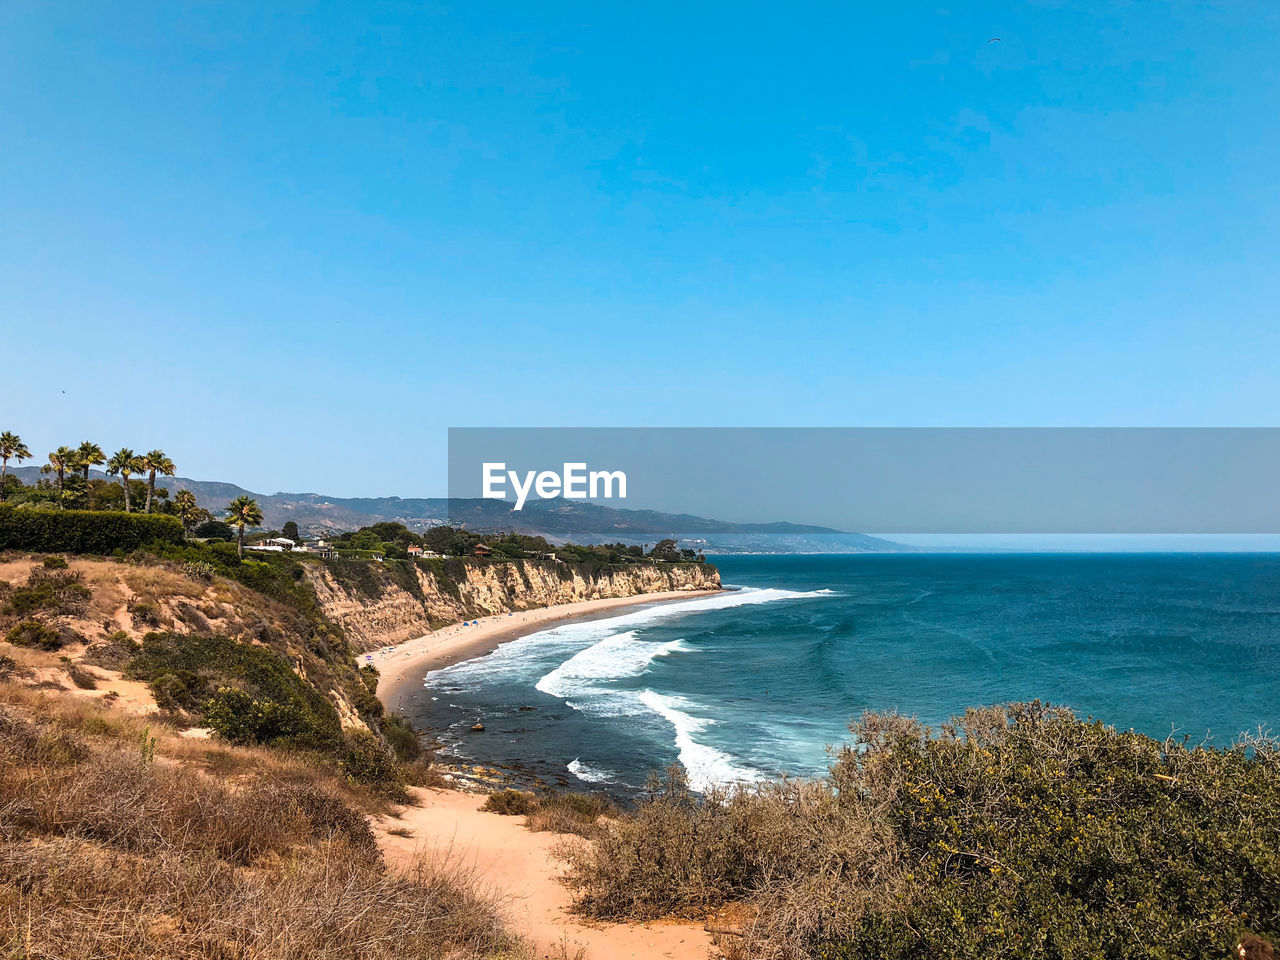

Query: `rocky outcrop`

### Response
(305, 558, 721, 652)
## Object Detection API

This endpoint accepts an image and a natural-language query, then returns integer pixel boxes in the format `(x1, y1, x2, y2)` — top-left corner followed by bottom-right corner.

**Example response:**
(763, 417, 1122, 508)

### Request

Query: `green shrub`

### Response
(148, 670, 204, 712)
(0, 505, 183, 553)
(6, 619, 64, 651)
(482, 789, 537, 817)
(381, 712, 421, 763)
(82, 631, 140, 670)
(203, 686, 312, 745)
(339, 730, 403, 794)
(126, 632, 342, 751)
(2, 568, 91, 618)
(183, 560, 216, 582)
(192, 519, 234, 540)
(41, 555, 69, 570)
(568, 704, 1280, 960)
(126, 600, 160, 626)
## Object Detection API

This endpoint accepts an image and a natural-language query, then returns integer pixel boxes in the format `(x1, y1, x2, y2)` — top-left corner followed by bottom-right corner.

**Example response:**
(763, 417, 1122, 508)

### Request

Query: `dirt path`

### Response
(376, 787, 713, 960)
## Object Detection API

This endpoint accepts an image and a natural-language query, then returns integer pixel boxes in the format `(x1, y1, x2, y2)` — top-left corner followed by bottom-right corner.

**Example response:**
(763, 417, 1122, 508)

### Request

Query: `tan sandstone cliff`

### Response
(305, 558, 721, 652)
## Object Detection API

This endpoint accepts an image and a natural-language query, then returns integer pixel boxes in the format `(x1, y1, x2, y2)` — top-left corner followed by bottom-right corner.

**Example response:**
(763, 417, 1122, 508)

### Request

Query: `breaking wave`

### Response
(636, 690, 760, 792)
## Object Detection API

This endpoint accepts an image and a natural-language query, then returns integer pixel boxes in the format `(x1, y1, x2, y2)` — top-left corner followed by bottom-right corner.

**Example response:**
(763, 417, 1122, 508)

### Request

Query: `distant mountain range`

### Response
(9, 467, 906, 554)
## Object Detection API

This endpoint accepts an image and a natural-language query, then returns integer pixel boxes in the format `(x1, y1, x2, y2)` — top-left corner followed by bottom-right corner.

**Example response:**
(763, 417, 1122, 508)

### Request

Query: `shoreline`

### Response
(371, 588, 725, 716)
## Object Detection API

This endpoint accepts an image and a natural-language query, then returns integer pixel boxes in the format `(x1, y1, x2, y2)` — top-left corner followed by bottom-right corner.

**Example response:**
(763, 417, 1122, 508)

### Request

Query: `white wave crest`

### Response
(536, 632, 688, 700)
(567, 758, 615, 784)
(637, 690, 760, 793)
(429, 585, 832, 690)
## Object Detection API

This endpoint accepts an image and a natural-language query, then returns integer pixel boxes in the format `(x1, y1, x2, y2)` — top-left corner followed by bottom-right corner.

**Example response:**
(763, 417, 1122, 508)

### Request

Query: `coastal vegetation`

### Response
(319, 521, 705, 566)
(412, 526, 705, 565)
(224, 493, 265, 558)
(0, 431, 32, 490)
(0, 547, 417, 782)
(0, 504, 184, 552)
(565, 702, 1280, 959)
(1, 431, 184, 516)
(0, 689, 529, 959)
(483, 788, 618, 837)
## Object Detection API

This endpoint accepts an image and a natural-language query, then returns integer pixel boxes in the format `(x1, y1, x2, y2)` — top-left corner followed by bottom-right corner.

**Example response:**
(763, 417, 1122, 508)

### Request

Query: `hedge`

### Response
(0, 505, 184, 553)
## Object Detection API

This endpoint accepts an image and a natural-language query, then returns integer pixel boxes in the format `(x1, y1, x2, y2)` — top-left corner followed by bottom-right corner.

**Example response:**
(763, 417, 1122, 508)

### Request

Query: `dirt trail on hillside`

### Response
(376, 788, 712, 960)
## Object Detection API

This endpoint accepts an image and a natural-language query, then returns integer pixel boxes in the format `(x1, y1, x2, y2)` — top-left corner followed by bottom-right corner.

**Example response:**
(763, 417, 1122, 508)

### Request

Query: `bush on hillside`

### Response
(1, 567, 92, 619)
(483, 788, 617, 836)
(483, 789, 538, 817)
(82, 631, 140, 670)
(339, 730, 403, 795)
(568, 702, 1280, 960)
(125, 632, 343, 751)
(0, 504, 183, 554)
(203, 686, 314, 745)
(381, 712, 422, 763)
(6, 619, 65, 651)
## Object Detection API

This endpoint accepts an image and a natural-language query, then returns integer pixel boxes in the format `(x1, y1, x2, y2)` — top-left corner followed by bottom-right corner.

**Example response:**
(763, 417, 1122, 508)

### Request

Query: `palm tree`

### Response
(106, 448, 141, 512)
(172, 489, 208, 532)
(41, 446, 78, 507)
(76, 441, 106, 481)
(0, 431, 32, 500)
(225, 495, 264, 559)
(140, 449, 176, 513)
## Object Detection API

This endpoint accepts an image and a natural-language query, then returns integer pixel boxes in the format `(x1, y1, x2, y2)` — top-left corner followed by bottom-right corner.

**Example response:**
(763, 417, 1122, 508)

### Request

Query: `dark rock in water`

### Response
(470, 723, 485, 732)
(518, 705, 537, 711)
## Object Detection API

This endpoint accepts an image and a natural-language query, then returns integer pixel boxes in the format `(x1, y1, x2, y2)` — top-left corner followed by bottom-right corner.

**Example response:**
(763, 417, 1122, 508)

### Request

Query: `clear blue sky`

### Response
(3, 2, 1277, 497)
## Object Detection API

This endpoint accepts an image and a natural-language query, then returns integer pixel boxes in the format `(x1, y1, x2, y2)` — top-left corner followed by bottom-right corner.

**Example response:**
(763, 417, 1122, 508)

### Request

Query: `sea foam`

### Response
(637, 690, 760, 792)
(430, 585, 832, 689)
(536, 632, 689, 701)
(567, 758, 615, 784)
(428, 585, 836, 790)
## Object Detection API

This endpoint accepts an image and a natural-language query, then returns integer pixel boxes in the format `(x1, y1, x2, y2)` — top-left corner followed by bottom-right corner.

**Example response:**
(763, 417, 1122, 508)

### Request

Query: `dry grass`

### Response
(0, 697, 532, 959)
(562, 768, 866, 924)
(0, 677, 416, 819)
(122, 565, 206, 604)
(3, 837, 525, 960)
(482, 789, 617, 838)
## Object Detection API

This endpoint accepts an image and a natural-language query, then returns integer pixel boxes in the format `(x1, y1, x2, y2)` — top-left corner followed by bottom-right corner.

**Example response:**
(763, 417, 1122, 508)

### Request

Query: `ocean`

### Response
(414, 554, 1280, 794)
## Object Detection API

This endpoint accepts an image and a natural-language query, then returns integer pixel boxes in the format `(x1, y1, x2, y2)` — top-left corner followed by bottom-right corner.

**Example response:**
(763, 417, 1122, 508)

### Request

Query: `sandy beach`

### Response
(371, 588, 723, 715)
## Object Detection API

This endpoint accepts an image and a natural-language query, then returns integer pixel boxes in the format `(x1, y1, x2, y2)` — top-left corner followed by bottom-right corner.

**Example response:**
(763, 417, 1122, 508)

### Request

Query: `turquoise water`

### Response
(414, 554, 1280, 793)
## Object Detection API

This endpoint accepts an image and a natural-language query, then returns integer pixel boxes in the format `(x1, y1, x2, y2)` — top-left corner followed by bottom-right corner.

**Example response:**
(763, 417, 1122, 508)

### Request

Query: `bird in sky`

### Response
(989, 37, 1001, 43)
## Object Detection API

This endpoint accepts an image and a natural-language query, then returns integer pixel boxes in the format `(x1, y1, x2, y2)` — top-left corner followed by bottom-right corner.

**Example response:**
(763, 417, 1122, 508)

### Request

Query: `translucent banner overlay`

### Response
(448, 428, 1280, 534)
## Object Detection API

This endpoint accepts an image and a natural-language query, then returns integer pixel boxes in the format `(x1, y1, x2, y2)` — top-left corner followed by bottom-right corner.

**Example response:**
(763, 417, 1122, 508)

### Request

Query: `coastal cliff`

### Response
(305, 557, 721, 652)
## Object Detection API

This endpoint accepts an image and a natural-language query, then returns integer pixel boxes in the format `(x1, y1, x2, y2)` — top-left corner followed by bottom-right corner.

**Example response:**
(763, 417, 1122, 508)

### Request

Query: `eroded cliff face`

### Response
(305, 558, 721, 652)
